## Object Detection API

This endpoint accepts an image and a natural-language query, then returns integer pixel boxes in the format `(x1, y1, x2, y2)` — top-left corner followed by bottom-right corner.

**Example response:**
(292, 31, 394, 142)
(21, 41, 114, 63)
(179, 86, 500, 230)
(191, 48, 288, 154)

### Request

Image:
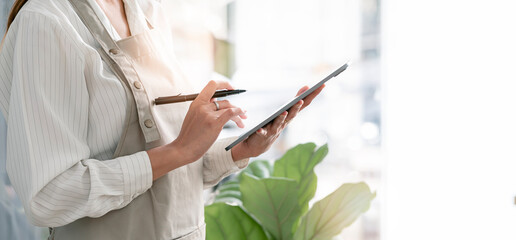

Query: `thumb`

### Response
(197, 80, 235, 102)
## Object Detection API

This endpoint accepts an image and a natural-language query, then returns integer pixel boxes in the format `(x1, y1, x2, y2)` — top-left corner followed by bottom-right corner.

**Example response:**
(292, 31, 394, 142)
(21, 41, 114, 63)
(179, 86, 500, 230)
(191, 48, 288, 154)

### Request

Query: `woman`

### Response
(0, 0, 324, 239)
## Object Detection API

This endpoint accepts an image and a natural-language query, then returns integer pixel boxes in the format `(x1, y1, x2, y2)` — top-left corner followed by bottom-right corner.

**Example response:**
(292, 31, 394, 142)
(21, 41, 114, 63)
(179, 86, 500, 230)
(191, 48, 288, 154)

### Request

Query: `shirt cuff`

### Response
(118, 151, 153, 201)
(209, 137, 249, 169)
(234, 158, 249, 169)
(203, 137, 249, 188)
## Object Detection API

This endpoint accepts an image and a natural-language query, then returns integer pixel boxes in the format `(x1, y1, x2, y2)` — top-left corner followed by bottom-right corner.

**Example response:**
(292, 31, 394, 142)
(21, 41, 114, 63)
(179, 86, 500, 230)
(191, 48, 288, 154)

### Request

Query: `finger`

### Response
(215, 100, 246, 127)
(211, 100, 229, 111)
(284, 100, 303, 124)
(217, 107, 245, 126)
(211, 100, 241, 111)
(270, 111, 288, 133)
(300, 84, 325, 111)
(211, 100, 247, 119)
(255, 128, 267, 137)
(197, 80, 235, 102)
(231, 116, 245, 128)
(296, 85, 310, 97)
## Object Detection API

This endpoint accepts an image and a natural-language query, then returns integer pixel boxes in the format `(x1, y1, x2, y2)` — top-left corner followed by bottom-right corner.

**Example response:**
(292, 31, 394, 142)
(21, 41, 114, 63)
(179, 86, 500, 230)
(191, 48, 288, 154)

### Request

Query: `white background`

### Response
(382, 0, 516, 239)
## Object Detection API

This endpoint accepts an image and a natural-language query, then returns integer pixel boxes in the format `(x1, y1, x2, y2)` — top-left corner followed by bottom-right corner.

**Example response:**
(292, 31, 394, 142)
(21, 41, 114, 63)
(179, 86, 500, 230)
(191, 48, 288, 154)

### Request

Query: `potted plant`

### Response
(205, 143, 376, 240)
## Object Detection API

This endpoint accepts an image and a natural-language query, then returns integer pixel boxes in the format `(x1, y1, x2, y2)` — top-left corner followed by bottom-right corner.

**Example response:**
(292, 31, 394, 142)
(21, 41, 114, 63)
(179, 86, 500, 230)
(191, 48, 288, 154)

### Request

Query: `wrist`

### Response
(168, 140, 195, 164)
(231, 143, 252, 161)
(147, 141, 188, 181)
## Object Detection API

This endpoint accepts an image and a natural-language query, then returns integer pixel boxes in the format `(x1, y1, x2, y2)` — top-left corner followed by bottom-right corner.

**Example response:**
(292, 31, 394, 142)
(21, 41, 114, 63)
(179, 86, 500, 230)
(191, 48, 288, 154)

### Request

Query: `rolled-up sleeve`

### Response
(4, 12, 153, 227)
(202, 137, 249, 188)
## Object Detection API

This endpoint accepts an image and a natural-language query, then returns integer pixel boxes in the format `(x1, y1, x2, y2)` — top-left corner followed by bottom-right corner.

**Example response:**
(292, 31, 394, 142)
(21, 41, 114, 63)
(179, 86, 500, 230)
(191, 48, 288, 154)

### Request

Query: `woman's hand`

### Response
(231, 84, 325, 160)
(148, 80, 247, 180)
(173, 80, 247, 162)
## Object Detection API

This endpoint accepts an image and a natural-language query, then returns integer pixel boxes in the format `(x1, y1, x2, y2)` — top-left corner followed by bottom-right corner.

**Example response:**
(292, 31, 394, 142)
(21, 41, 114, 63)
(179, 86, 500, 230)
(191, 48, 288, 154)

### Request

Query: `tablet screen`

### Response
(225, 62, 349, 151)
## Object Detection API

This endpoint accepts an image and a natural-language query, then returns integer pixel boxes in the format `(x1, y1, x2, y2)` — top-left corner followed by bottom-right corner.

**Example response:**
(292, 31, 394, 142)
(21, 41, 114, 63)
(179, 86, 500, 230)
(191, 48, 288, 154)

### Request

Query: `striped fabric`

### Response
(0, 0, 246, 227)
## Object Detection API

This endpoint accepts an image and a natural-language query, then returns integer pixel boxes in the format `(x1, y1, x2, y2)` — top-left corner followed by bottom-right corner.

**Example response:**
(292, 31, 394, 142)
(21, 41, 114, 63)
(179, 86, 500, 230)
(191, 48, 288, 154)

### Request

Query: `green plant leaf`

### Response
(214, 179, 241, 204)
(293, 182, 376, 240)
(239, 159, 273, 180)
(205, 202, 268, 240)
(240, 173, 301, 240)
(214, 160, 273, 205)
(273, 143, 329, 215)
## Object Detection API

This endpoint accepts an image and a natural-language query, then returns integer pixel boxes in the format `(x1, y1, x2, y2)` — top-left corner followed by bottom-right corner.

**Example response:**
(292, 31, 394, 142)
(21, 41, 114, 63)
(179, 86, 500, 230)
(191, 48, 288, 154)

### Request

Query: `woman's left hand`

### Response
(231, 84, 325, 160)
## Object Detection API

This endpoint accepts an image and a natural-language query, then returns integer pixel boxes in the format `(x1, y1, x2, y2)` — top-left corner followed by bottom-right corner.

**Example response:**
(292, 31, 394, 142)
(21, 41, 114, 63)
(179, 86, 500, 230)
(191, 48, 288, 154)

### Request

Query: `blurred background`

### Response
(163, 0, 381, 239)
(1, 0, 515, 239)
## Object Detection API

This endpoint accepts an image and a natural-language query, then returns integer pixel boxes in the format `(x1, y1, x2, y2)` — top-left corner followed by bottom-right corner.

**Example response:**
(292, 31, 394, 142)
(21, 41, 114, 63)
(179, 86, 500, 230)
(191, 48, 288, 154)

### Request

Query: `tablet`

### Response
(225, 62, 349, 151)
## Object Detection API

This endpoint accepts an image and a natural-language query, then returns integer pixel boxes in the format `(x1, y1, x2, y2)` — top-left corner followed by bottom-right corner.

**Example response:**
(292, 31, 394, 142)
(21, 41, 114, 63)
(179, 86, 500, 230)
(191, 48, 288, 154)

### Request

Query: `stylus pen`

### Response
(154, 89, 246, 105)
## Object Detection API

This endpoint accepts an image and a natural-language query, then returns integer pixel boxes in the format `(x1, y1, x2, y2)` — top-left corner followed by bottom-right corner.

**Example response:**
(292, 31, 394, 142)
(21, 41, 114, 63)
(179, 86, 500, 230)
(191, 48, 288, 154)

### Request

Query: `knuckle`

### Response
(202, 104, 212, 111)
(221, 111, 231, 119)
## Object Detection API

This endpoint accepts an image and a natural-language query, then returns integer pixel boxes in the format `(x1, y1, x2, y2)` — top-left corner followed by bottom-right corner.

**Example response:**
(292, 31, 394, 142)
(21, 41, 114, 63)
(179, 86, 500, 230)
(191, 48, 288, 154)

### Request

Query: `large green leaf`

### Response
(205, 202, 268, 240)
(273, 143, 329, 215)
(214, 160, 273, 205)
(214, 179, 242, 204)
(293, 182, 376, 240)
(240, 173, 301, 240)
(239, 159, 273, 180)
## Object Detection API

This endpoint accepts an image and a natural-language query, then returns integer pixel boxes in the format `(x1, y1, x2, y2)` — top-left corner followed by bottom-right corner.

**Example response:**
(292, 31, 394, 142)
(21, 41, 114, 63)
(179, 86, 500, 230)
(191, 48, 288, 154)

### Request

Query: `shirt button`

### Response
(109, 48, 120, 55)
(133, 81, 142, 89)
(144, 119, 154, 128)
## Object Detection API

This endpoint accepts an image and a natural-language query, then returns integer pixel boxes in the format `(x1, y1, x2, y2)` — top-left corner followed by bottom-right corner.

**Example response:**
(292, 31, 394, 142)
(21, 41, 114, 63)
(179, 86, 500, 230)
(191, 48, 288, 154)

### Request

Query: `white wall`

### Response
(382, 0, 516, 239)
(233, 0, 360, 89)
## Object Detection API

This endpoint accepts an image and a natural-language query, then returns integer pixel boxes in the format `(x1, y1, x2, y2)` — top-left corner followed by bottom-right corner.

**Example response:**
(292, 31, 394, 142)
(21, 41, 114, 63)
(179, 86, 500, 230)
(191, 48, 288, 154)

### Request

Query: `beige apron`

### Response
(50, 0, 205, 239)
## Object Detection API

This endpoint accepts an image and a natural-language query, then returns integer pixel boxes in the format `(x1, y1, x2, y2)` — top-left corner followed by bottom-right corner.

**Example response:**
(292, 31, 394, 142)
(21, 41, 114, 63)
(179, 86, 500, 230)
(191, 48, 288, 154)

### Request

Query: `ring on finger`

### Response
(214, 101, 220, 111)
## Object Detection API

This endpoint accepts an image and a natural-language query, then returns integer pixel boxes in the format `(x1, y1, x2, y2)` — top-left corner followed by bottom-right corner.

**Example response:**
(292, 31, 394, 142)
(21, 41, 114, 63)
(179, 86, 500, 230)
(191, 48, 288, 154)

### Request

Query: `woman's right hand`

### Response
(148, 80, 246, 180)
(172, 80, 246, 163)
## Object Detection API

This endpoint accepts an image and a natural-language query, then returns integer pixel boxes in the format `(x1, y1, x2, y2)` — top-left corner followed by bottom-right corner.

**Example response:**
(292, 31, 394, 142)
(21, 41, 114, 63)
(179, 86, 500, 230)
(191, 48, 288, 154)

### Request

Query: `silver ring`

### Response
(214, 101, 220, 111)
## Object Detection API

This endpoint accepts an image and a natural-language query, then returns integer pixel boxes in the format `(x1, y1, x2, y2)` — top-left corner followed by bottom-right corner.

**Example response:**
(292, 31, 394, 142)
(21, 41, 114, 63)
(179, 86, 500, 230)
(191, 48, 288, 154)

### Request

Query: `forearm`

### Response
(146, 141, 192, 181)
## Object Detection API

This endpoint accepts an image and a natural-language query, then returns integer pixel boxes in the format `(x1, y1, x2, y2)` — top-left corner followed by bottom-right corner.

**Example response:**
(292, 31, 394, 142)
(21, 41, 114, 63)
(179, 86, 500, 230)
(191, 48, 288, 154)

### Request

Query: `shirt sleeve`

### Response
(202, 137, 249, 189)
(5, 12, 153, 227)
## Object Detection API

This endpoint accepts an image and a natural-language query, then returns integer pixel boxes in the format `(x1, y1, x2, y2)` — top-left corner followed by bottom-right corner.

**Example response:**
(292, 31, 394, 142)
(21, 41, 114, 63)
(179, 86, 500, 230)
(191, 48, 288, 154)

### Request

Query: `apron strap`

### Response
(68, 0, 161, 143)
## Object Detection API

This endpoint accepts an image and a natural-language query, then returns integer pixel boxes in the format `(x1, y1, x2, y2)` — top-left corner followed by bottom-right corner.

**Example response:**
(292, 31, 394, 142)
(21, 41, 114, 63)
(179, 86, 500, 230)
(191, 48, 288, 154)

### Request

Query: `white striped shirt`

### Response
(0, 0, 246, 227)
